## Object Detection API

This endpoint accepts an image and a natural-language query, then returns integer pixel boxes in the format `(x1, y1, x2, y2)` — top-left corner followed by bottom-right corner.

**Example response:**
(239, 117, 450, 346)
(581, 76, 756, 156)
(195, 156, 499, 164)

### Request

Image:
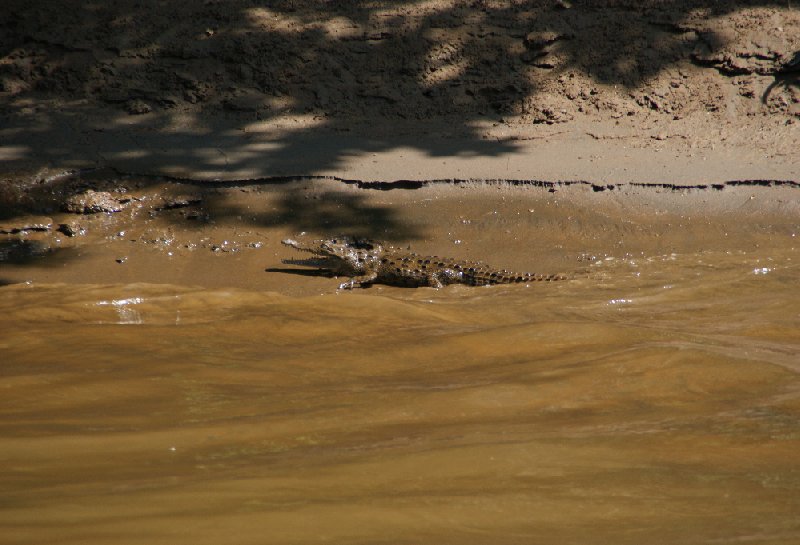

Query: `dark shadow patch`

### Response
(0, 239, 77, 266)
(762, 75, 800, 104)
(761, 50, 799, 104)
(264, 267, 337, 279)
(207, 189, 424, 242)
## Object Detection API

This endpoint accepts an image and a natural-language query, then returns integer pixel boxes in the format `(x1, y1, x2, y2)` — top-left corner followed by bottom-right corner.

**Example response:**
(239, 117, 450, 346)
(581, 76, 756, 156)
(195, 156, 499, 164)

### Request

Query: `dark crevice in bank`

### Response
(97, 168, 799, 192)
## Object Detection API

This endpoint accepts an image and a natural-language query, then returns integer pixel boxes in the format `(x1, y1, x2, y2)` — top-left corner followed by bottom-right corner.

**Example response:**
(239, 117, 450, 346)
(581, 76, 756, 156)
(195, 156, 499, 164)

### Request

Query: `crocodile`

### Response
(281, 236, 567, 289)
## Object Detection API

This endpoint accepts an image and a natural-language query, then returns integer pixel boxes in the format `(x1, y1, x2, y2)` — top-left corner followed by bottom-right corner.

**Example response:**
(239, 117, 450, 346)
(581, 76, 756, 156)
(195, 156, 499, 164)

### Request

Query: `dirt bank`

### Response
(1, 0, 798, 183)
(3, 1, 799, 122)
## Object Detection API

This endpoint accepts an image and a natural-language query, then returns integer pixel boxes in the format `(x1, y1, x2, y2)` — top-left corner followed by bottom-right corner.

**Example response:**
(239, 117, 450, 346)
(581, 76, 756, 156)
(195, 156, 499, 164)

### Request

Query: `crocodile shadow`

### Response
(264, 267, 337, 279)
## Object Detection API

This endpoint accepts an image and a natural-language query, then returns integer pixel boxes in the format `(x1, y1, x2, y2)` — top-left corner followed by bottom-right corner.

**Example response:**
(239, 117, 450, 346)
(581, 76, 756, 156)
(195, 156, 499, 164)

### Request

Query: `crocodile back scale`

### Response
(281, 236, 567, 289)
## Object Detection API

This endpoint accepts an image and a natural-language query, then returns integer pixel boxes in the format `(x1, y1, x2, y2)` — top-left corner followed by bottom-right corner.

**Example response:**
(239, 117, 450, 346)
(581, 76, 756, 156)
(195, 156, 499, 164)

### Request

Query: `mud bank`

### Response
(1, 170, 797, 294)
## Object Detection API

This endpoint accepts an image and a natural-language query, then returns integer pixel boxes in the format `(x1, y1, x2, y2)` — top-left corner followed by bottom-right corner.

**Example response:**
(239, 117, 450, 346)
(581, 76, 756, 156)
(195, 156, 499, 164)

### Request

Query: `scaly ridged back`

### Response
(377, 251, 565, 287)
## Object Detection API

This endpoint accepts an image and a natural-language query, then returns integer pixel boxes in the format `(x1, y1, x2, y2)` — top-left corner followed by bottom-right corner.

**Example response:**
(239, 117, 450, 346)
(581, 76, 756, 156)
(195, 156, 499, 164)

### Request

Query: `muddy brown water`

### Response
(1, 179, 799, 544)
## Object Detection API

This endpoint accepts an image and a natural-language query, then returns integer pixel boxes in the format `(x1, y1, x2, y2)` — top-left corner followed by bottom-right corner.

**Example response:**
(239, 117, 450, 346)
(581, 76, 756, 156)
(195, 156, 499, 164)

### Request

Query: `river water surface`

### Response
(2, 246, 799, 544)
(2, 180, 800, 544)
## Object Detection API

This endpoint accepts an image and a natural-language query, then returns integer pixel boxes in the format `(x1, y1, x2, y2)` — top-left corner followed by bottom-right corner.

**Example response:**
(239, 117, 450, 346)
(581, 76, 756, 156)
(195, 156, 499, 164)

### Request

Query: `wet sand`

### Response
(1, 171, 798, 293)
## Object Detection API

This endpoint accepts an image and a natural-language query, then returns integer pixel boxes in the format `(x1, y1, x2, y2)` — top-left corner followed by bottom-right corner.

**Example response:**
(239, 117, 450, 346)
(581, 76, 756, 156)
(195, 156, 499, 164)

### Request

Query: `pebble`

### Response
(58, 223, 85, 237)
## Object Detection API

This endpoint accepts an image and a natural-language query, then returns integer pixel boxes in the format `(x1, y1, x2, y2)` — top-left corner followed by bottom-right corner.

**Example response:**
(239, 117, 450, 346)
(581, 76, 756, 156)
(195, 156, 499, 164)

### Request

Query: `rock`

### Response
(157, 194, 203, 210)
(57, 222, 86, 237)
(125, 99, 152, 115)
(0, 77, 29, 94)
(524, 31, 562, 50)
(63, 190, 128, 214)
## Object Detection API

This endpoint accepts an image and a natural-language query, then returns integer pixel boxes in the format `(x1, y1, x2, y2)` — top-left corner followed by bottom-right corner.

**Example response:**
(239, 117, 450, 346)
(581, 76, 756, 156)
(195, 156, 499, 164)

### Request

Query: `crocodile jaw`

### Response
(281, 236, 381, 277)
(281, 238, 321, 254)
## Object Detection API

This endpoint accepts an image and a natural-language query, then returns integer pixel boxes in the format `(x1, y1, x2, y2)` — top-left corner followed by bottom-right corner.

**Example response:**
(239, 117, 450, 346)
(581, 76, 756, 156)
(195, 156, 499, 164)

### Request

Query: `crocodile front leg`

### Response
(426, 272, 445, 289)
(339, 271, 379, 290)
(428, 268, 464, 288)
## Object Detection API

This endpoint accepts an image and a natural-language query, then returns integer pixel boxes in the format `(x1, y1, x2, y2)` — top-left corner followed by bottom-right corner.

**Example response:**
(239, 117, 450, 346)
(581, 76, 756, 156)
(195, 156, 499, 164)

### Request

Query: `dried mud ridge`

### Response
(40, 167, 800, 193)
(3, 167, 797, 233)
(325, 177, 800, 192)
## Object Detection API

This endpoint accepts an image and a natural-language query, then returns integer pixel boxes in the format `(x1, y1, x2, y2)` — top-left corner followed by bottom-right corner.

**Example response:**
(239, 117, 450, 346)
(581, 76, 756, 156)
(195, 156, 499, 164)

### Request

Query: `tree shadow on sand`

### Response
(762, 50, 800, 103)
(3, 0, 797, 179)
(207, 186, 425, 241)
